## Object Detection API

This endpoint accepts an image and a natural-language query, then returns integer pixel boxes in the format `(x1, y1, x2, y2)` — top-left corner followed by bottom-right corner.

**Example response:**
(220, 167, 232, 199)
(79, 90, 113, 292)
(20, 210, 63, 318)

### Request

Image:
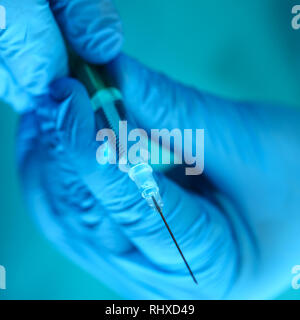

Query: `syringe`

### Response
(69, 55, 197, 284)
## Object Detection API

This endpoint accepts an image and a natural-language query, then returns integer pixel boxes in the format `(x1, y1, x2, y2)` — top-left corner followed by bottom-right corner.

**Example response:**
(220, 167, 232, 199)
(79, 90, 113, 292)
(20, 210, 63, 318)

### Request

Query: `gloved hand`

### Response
(18, 53, 300, 299)
(0, 0, 122, 112)
(3, 0, 300, 299)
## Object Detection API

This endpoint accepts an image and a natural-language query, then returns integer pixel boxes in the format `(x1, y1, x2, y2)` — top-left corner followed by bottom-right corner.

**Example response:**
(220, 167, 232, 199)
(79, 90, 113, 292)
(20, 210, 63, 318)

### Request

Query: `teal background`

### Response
(0, 0, 299, 299)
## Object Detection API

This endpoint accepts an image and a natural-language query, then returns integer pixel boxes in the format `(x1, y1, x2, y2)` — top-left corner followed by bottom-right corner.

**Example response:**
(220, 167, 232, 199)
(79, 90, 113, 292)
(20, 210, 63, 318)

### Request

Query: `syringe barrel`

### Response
(70, 56, 164, 209)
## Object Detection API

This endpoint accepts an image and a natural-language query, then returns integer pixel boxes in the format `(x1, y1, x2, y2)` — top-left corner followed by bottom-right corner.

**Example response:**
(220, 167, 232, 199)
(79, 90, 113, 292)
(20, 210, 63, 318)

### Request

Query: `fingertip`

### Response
(51, 0, 123, 64)
(75, 24, 124, 64)
(49, 78, 71, 102)
(49, 77, 88, 102)
(47, 77, 93, 135)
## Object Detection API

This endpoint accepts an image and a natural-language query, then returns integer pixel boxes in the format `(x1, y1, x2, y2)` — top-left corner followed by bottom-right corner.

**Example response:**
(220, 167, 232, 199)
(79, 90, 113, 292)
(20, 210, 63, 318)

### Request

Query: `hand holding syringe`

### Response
(70, 54, 197, 284)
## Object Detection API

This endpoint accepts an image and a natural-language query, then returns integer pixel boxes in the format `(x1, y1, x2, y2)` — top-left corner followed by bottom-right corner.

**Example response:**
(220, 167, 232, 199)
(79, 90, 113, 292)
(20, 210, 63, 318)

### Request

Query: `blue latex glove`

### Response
(0, 0, 122, 112)
(2, 0, 300, 299)
(18, 54, 300, 299)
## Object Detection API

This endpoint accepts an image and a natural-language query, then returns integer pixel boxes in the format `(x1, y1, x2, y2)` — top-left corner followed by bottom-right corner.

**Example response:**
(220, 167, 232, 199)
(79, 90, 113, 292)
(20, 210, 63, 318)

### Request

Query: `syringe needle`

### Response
(151, 196, 198, 285)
